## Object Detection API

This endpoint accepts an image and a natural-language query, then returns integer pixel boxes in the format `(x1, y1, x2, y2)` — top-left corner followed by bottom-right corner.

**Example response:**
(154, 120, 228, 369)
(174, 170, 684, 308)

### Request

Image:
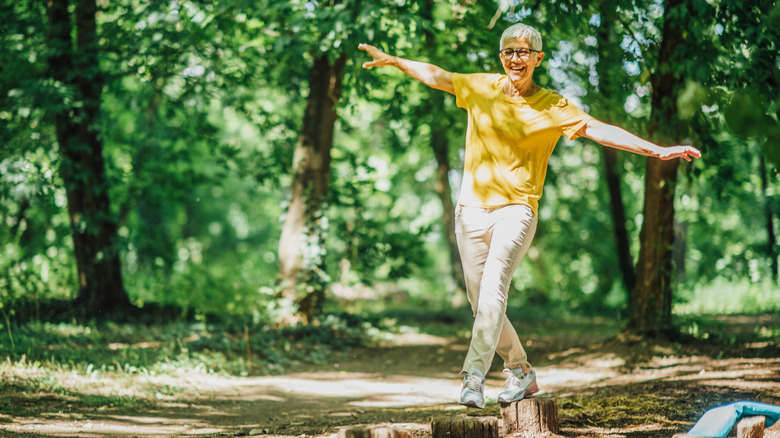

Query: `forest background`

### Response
(1, 0, 779, 435)
(2, 0, 778, 327)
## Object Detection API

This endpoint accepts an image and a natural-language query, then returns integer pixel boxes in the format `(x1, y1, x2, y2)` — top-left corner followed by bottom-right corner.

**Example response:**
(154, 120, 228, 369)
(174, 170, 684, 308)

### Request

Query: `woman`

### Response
(359, 23, 701, 409)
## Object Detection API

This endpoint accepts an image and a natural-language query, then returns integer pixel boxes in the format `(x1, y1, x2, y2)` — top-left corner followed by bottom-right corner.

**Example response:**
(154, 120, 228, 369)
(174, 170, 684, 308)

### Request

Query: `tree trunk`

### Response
(594, 0, 636, 297)
(603, 148, 636, 293)
(628, 0, 686, 336)
(277, 53, 346, 323)
(674, 220, 688, 280)
(677, 415, 774, 438)
(760, 156, 778, 282)
(430, 92, 468, 306)
(48, 0, 131, 316)
(732, 416, 766, 438)
(630, 159, 678, 334)
(420, 0, 467, 307)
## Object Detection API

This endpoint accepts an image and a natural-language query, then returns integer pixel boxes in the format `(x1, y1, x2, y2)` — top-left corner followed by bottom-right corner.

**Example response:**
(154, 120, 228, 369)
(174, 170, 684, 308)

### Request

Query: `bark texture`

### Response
(430, 92, 467, 305)
(500, 396, 561, 438)
(340, 426, 411, 438)
(628, 0, 686, 336)
(277, 53, 346, 322)
(48, 0, 131, 315)
(733, 416, 766, 438)
(760, 156, 778, 282)
(431, 415, 499, 438)
(420, 0, 467, 306)
(595, 0, 636, 295)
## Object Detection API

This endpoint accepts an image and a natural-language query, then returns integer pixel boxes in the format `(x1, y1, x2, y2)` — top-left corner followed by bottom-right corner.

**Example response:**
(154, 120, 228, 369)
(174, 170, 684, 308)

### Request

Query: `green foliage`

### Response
(712, 0, 780, 169)
(675, 278, 780, 316)
(0, 0, 776, 324)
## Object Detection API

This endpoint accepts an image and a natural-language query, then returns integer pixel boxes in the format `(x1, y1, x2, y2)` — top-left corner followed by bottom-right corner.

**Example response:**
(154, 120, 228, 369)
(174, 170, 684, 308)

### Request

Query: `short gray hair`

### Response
(500, 23, 543, 51)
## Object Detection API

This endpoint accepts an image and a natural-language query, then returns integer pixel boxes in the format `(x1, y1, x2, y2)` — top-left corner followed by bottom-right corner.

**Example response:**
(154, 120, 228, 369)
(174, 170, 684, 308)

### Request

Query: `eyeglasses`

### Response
(499, 48, 539, 60)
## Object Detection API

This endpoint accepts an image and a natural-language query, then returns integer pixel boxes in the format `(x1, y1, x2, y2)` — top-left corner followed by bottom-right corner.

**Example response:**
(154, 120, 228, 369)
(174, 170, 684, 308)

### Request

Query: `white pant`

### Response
(455, 204, 537, 375)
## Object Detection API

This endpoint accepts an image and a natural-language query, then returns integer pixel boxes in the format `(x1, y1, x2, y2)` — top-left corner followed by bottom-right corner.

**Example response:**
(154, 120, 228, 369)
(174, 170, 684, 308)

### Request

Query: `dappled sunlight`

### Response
(551, 355, 780, 392)
(694, 378, 780, 392)
(1, 315, 776, 437)
(222, 373, 462, 408)
(562, 424, 681, 438)
(0, 417, 225, 437)
(378, 332, 453, 347)
(534, 367, 621, 390)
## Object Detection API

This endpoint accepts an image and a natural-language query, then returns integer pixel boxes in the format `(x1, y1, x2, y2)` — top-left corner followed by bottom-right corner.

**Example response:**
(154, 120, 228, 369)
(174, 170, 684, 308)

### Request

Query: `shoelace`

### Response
(502, 368, 528, 388)
(464, 373, 484, 392)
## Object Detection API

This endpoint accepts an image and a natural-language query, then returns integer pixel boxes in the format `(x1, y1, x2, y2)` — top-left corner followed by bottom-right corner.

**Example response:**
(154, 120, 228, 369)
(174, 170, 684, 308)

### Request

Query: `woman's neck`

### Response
(504, 80, 539, 98)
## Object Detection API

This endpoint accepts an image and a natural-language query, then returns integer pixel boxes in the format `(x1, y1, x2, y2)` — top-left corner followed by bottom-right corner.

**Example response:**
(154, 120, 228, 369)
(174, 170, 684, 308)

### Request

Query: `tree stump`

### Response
(674, 415, 772, 438)
(339, 426, 411, 438)
(431, 414, 499, 438)
(766, 418, 780, 438)
(730, 416, 766, 438)
(500, 396, 561, 438)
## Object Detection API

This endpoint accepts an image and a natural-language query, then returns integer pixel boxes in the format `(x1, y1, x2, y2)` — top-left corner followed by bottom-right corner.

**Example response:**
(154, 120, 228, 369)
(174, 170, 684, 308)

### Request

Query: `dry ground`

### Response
(1, 314, 778, 438)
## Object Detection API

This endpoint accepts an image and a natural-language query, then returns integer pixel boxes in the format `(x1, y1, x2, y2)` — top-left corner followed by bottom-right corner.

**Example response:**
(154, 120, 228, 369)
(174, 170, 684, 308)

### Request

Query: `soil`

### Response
(1, 314, 778, 438)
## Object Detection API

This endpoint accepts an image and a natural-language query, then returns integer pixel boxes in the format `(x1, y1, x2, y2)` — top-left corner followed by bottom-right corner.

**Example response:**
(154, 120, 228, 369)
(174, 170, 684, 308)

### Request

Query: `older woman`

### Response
(359, 23, 700, 409)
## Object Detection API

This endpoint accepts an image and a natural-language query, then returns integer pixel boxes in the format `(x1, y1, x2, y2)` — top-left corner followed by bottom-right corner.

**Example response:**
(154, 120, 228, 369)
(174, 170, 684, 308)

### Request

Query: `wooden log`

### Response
(339, 425, 411, 438)
(766, 419, 780, 438)
(734, 416, 765, 438)
(431, 415, 499, 438)
(500, 396, 561, 438)
(674, 415, 769, 438)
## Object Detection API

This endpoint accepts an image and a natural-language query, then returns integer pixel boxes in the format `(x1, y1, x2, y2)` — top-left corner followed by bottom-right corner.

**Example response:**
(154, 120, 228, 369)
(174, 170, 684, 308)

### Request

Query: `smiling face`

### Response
(500, 37, 544, 91)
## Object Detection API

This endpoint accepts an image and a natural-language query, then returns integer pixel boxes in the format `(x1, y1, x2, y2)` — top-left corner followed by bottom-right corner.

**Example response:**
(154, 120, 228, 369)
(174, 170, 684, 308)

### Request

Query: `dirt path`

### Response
(1, 316, 778, 437)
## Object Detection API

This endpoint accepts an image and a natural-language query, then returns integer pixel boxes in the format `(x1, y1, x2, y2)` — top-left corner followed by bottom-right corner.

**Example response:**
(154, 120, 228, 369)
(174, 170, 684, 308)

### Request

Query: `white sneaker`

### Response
(497, 367, 539, 404)
(459, 369, 486, 409)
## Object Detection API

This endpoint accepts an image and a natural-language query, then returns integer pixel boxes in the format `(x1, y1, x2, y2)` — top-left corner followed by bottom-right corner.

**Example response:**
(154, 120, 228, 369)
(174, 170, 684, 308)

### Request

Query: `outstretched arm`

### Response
(579, 119, 702, 161)
(359, 43, 454, 95)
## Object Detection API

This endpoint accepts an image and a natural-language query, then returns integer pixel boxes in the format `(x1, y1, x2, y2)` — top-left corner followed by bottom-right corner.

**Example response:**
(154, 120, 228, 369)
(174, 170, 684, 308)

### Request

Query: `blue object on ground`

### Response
(687, 401, 780, 437)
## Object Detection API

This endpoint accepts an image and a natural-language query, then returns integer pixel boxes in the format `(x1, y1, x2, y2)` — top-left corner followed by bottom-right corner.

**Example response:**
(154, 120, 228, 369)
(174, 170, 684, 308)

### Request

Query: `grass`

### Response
(675, 278, 779, 315)
(0, 312, 390, 418)
(559, 393, 698, 429)
(0, 358, 153, 417)
(0, 314, 381, 376)
(0, 299, 776, 426)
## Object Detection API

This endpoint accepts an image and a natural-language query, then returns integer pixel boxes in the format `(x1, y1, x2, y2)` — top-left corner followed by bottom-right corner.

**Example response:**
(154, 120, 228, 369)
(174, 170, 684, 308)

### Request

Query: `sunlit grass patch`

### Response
(675, 278, 779, 315)
(0, 360, 152, 417)
(1, 314, 381, 375)
(0, 314, 390, 418)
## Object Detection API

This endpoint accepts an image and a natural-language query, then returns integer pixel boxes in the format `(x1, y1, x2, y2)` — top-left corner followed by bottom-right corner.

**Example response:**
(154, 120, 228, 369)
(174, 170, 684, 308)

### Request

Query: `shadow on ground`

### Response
(1, 314, 778, 437)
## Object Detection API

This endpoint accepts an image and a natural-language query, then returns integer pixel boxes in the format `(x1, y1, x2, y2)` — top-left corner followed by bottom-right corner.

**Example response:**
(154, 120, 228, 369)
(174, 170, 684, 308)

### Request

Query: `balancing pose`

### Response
(359, 23, 701, 409)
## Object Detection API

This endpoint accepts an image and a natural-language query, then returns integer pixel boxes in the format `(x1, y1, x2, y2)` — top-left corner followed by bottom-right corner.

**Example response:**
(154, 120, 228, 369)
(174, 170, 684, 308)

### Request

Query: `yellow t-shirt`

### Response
(452, 73, 593, 216)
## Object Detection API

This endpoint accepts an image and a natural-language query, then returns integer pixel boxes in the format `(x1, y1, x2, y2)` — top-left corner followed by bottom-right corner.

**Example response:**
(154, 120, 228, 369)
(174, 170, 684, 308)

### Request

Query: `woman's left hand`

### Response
(657, 145, 702, 162)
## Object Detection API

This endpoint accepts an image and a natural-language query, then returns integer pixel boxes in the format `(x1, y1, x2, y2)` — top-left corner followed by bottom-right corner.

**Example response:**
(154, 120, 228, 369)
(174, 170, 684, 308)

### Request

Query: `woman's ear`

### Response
(535, 52, 545, 67)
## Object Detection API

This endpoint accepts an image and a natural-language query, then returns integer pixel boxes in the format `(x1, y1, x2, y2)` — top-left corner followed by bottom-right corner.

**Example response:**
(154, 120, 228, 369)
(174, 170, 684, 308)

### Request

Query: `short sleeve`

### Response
(452, 73, 469, 109)
(554, 97, 594, 140)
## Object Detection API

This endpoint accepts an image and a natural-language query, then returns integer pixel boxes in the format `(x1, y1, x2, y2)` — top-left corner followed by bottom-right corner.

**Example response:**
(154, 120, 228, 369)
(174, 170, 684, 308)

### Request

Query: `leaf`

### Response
(764, 127, 780, 169)
(723, 91, 772, 138)
(676, 81, 707, 120)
